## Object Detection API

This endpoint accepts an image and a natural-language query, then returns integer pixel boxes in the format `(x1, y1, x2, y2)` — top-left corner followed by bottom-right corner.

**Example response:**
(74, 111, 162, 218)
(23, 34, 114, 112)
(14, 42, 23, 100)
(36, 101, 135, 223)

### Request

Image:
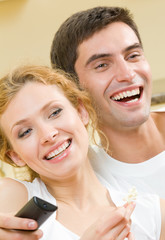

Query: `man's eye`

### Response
(18, 128, 32, 138)
(128, 53, 140, 60)
(95, 63, 107, 69)
(49, 108, 62, 118)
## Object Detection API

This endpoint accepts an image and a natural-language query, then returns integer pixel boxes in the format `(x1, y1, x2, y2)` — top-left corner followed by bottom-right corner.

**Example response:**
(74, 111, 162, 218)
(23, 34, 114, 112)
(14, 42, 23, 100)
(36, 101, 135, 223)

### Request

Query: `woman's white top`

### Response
(16, 176, 161, 240)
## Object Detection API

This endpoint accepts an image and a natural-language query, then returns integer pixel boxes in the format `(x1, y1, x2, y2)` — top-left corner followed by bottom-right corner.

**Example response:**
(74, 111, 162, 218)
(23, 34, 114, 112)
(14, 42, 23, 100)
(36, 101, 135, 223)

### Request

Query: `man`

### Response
(0, 7, 165, 240)
(50, 6, 165, 198)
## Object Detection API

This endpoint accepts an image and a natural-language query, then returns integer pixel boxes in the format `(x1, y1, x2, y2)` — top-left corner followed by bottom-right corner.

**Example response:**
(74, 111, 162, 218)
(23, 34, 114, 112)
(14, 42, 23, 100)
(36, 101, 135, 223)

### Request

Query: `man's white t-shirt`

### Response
(89, 109, 165, 199)
(89, 145, 165, 199)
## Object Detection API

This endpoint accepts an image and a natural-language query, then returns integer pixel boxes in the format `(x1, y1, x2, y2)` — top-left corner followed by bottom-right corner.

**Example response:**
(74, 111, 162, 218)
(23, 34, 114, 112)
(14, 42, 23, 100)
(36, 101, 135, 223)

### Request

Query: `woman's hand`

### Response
(0, 213, 43, 240)
(80, 202, 136, 240)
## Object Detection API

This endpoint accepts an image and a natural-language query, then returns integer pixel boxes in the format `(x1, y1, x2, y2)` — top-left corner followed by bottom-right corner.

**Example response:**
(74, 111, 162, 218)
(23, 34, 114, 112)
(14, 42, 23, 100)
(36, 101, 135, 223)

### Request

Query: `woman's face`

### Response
(0, 82, 89, 182)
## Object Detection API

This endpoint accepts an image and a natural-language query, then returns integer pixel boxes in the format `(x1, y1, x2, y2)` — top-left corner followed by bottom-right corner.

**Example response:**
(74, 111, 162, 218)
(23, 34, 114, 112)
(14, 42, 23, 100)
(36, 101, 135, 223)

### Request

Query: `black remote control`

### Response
(15, 196, 58, 229)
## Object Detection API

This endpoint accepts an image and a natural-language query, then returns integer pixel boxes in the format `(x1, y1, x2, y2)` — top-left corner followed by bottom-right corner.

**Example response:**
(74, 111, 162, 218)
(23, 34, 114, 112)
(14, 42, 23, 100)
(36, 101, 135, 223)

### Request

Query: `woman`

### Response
(0, 65, 164, 240)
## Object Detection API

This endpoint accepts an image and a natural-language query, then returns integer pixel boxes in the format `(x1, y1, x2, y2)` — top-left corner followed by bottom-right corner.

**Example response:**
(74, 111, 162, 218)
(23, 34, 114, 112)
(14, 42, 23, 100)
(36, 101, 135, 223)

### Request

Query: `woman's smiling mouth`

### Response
(44, 139, 72, 160)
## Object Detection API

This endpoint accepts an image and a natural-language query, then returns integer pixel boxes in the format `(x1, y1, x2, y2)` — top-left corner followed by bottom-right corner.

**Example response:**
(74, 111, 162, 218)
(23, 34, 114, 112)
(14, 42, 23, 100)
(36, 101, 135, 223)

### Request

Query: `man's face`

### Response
(75, 22, 152, 131)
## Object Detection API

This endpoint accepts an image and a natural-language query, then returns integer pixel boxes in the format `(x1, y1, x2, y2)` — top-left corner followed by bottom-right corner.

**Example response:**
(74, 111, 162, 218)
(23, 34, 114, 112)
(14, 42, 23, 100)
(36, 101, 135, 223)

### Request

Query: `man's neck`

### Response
(100, 114, 165, 163)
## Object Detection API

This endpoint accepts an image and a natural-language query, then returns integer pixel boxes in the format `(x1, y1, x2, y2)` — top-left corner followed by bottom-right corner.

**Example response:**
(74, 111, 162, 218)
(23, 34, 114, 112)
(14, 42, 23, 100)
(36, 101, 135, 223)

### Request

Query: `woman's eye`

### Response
(49, 108, 62, 118)
(18, 128, 32, 138)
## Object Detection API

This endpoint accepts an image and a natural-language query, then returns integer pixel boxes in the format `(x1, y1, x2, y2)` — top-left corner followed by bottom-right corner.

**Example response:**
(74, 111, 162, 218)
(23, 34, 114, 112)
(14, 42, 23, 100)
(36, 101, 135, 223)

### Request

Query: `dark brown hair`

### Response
(50, 6, 142, 80)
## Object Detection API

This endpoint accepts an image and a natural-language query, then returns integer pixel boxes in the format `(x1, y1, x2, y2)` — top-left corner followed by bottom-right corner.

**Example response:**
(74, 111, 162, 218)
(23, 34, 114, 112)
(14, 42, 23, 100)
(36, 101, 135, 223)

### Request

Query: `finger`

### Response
(96, 207, 127, 234)
(107, 204, 134, 240)
(123, 202, 129, 208)
(0, 214, 38, 231)
(127, 232, 135, 240)
(102, 221, 130, 240)
(116, 224, 131, 240)
(0, 228, 43, 240)
(125, 202, 136, 220)
(95, 203, 135, 237)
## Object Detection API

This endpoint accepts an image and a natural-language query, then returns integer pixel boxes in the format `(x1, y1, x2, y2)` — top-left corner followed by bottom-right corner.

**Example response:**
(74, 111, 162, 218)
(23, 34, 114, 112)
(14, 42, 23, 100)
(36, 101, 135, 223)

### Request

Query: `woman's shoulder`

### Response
(0, 176, 27, 189)
(0, 177, 28, 213)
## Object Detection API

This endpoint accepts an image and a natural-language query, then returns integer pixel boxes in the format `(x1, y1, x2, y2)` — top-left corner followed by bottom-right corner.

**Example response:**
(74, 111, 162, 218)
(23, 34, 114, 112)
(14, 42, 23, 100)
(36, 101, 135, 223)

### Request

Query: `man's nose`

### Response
(114, 58, 135, 82)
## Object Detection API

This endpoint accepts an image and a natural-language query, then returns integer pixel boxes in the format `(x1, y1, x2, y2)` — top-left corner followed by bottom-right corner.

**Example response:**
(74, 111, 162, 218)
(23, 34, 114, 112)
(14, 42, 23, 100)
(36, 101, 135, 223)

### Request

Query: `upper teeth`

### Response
(46, 140, 70, 160)
(111, 88, 140, 101)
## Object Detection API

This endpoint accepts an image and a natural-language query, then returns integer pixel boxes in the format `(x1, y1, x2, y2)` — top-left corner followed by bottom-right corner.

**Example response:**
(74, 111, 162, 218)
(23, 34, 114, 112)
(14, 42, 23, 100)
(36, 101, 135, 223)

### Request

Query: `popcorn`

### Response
(123, 186, 138, 203)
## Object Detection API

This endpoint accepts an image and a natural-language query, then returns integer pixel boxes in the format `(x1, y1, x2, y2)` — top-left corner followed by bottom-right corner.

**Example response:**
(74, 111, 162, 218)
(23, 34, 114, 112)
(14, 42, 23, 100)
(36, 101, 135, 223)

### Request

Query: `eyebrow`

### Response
(124, 43, 142, 52)
(85, 53, 111, 67)
(11, 100, 56, 133)
(85, 43, 142, 67)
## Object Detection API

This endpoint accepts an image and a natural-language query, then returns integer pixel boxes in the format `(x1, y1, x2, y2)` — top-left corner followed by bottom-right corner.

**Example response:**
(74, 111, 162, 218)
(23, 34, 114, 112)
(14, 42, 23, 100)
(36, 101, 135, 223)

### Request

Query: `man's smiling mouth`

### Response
(111, 87, 142, 103)
(44, 139, 72, 160)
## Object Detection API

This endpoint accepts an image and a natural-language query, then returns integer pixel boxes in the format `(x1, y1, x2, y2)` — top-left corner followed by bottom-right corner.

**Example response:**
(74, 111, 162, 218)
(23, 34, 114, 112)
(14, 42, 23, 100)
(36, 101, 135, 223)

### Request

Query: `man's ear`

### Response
(6, 150, 26, 167)
(77, 102, 89, 126)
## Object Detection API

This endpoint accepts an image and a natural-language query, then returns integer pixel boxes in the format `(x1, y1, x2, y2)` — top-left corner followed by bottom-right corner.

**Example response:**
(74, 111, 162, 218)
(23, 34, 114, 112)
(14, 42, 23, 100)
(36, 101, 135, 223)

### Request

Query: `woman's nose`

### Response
(40, 128, 58, 145)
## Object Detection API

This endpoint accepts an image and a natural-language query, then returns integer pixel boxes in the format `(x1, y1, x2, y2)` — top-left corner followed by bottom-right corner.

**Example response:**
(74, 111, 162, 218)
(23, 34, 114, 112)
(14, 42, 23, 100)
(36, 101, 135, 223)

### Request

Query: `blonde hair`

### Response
(0, 65, 100, 180)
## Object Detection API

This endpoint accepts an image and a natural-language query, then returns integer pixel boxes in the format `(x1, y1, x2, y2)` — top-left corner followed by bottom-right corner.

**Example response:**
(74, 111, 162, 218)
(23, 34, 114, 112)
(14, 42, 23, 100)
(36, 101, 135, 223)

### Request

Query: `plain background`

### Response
(0, 0, 165, 93)
(0, 0, 165, 177)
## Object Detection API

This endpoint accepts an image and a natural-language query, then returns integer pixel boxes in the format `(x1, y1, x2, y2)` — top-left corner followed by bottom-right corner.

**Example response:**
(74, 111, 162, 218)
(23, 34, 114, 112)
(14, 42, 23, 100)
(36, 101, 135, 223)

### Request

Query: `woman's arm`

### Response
(0, 178, 43, 240)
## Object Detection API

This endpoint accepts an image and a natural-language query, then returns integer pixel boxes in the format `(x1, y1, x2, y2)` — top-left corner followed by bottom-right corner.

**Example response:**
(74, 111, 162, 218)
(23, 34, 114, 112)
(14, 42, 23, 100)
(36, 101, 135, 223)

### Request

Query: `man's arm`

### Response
(160, 198, 165, 240)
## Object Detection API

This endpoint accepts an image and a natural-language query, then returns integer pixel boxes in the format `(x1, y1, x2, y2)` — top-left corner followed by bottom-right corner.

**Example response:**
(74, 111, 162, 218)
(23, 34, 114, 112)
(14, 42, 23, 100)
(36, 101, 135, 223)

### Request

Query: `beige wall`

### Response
(0, 0, 165, 177)
(0, 0, 165, 90)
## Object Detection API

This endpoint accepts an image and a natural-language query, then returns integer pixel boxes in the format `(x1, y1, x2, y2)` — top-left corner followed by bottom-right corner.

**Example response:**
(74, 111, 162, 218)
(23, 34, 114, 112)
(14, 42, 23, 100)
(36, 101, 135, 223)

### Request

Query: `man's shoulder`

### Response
(151, 107, 165, 120)
(152, 106, 165, 112)
(151, 109, 165, 133)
